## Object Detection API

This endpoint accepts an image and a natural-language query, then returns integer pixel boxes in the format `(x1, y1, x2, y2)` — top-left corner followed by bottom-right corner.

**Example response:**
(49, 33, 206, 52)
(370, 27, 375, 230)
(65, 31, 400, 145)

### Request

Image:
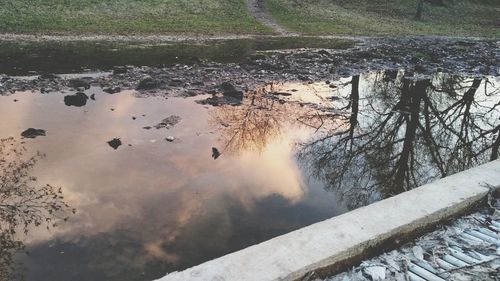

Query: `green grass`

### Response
(1, 0, 498, 37)
(0, 0, 272, 35)
(266, 0, 500, 37)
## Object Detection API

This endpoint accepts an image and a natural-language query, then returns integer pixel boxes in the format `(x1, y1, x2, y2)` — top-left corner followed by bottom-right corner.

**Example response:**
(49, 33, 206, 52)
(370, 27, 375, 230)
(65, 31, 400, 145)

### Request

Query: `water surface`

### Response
(1, 71, 499, 281)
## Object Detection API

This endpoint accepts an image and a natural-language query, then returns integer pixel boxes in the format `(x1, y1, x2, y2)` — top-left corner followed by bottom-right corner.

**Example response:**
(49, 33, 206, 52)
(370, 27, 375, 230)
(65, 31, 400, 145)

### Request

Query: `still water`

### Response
(0, 71, 499, 281)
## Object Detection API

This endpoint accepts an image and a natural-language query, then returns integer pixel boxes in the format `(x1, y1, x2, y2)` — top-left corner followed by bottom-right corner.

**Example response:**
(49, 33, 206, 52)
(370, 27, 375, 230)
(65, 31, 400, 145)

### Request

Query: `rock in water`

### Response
(107, 138, 122, 150)
(64, 92, 88, 107)
(21, 128, 46, 138)
(166, 136, 175, 142)
(212, 147, 221, 160)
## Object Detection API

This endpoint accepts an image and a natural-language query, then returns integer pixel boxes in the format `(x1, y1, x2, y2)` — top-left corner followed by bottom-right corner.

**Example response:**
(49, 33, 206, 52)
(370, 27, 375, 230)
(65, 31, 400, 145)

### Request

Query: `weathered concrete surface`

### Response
(156, 160, 500, 281)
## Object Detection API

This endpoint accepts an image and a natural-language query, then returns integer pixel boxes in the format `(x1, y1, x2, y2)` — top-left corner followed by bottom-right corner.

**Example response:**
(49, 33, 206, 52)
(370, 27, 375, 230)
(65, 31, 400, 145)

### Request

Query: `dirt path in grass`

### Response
(245, 0, 296, 36)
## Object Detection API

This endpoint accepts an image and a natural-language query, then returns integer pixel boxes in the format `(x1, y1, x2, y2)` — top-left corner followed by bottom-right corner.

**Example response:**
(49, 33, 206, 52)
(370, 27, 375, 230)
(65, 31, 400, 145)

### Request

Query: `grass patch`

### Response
(0, 0, 272, 35)
(266, 0, 500, 37)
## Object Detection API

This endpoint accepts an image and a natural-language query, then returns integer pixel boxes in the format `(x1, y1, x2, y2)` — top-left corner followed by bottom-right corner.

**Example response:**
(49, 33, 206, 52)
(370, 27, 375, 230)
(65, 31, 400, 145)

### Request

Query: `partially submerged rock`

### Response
(64, 92, 88, 107)
(166, 136, 176, 142)
(153, 115, 182, 129)
(212, 147, 221, 159)
(107, 138, 122, 150)
(21, 128, 46, 138)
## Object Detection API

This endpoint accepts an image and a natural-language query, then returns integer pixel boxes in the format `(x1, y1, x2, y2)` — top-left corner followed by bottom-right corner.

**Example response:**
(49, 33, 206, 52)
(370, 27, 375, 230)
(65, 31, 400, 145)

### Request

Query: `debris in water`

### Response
(90, 94, 96, 100)
(107, 138, 122, 150)
(21, 128, 46, 138)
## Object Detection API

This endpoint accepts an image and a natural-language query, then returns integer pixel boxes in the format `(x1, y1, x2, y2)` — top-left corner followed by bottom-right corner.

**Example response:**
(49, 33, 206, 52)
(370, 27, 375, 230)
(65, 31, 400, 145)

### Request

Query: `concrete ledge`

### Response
(156, 160, 500, 281)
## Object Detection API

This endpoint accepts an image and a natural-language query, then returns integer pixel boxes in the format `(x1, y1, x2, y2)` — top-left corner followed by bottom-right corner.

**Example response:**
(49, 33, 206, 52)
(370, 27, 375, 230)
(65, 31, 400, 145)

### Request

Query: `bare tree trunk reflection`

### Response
(298, 73, 499, 209)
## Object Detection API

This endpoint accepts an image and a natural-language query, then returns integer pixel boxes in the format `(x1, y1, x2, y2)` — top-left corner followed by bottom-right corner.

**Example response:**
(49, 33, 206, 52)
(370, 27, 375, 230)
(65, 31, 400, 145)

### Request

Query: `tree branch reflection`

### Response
(209, 87, 288, 155)
(0, 137, 73, 280)
(298, 72, 499, 209)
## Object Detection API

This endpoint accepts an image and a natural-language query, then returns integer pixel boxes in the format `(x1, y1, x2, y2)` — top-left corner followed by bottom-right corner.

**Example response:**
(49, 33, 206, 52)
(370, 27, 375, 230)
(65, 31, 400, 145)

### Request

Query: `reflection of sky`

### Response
(0, 89, 345, 281)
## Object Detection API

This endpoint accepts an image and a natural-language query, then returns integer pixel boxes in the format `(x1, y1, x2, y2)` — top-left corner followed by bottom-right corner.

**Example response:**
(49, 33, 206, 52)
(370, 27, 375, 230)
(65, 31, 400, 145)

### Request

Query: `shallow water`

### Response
(1, 87, 344, 281)
(0, 37, 353, 75)
(1, 71, 499, 281)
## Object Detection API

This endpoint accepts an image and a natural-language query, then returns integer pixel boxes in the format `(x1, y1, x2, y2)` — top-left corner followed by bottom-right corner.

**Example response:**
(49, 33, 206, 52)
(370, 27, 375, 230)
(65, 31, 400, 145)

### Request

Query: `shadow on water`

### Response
(0, 71, 498, 281)
(0, 37, 354, 76)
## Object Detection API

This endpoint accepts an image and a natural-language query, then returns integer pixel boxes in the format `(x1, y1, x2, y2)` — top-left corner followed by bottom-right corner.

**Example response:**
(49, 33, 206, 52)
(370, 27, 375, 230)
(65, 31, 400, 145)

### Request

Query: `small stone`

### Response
(166, 136, 175, 142)
(107, 138, 122, 150)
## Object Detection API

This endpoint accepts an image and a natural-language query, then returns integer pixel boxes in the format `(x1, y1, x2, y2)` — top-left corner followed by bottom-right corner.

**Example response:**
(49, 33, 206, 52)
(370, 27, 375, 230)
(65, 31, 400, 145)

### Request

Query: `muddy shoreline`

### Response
(1, 37, 498, 99)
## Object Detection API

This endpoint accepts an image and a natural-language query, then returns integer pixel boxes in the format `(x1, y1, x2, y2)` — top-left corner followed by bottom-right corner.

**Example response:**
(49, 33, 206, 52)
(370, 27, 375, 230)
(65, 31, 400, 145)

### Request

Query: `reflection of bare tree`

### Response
(210, 87, 287, 155)
(299, 73, 500, 209)
(0, 138, 73, 280)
